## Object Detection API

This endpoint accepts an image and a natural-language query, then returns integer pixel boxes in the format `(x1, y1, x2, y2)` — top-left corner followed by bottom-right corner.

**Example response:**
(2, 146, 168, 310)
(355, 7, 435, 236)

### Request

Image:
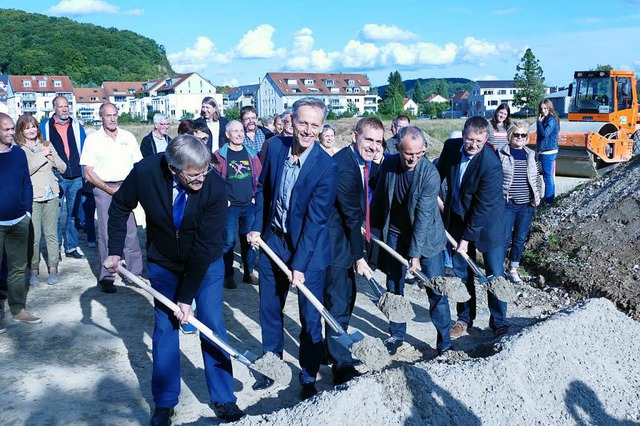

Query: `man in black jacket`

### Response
(104, 135, 244, 425)
(140, 114, 171, 157)
(193, 96, 229, 154)
(324, 117, 381, 385)
(436, 116, 507, 339)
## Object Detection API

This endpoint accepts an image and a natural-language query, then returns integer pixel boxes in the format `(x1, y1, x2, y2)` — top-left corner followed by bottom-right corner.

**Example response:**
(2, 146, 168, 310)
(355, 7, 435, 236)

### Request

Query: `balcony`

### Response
(21, 93, 36, 101)
(22, 104, 37, 113)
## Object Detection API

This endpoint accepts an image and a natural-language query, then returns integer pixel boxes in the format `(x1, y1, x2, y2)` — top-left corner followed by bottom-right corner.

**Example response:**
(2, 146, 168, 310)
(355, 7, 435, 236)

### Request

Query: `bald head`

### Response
(0, 113, 16, 151)
(226, 120, 245, 146)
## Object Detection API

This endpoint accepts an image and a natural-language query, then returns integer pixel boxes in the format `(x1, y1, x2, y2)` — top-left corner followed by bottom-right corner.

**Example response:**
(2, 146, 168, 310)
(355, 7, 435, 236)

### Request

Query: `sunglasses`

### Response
(513, 133, 528, 139)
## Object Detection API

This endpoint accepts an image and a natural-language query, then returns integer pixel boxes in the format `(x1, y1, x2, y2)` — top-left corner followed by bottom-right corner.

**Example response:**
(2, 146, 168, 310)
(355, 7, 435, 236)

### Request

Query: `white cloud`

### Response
(223, 78, 239, 87)
(414, 42, 458, 65)
(380, 42, 416, 66)
(124, 8, 144, 15)
(473, 74, 499, 81)
(234, 25, 285, 59)
(461, 36, 516, 65)
(360, 24, 419, 42)
(285, 56, 311, 70)
(291, 28, 314, 55)
(493, 8, 519, 15)
(311, 49, 340, 71)
(342, 40, 379, 68)
(168, 36, 232, 73)
(48, 0, 119, 15)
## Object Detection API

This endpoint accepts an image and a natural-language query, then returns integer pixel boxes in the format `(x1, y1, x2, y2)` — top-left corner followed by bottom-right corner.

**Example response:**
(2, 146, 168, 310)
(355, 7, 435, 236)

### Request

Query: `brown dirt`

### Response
(524, 156, 640, 319)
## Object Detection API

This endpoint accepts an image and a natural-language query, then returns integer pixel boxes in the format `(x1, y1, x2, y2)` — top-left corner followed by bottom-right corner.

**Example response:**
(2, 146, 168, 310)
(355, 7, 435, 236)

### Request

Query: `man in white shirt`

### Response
(81, 103, 143, 293)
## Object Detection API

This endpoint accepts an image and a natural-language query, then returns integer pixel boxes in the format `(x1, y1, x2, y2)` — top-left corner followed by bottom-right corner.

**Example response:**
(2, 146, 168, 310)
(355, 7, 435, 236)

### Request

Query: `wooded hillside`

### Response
(0, 9, 173, 85)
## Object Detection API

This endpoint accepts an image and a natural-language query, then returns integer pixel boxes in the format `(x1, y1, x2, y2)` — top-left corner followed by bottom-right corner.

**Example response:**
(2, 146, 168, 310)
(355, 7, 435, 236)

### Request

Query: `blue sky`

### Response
(4, 0, 640, 88)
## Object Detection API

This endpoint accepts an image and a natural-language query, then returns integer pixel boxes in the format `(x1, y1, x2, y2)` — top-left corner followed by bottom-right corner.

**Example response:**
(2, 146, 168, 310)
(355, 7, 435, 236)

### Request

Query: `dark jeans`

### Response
(81, 193, 96, 244)
(539, 153, 557, 203)
(223, 204, 256, 279)
(384, 230, 452, 353)
(452, 243, 508, 331)
(58, 176, 82, 252)
(0, 216, 30, 314)
(324, 265, 357, 369)
(504, 201, 535, 269)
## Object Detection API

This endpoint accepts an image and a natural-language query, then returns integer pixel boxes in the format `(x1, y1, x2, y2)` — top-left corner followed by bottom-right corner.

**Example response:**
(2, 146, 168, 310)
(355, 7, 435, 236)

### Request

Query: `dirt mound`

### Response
(236, 298, 640, 425)
(524, 157, 640, 319)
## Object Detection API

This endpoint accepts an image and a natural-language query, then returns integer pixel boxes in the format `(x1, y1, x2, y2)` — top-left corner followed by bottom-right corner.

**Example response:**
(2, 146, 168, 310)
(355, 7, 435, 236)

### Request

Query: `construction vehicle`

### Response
(529, 70, 640, 177)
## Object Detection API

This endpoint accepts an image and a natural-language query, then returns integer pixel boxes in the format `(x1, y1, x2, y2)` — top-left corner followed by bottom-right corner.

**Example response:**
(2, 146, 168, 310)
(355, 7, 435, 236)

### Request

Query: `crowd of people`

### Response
(0, 95, 559, 425)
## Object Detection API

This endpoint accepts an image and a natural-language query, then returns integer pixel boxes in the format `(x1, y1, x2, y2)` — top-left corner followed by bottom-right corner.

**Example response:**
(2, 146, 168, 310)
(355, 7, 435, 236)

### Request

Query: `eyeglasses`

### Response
(513, 133, 528, 139)
(178, 165, 214, 185)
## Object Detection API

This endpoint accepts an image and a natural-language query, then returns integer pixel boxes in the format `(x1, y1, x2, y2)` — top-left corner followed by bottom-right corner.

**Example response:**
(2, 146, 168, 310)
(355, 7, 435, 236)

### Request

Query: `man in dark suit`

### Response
(104, 135, 244, 425)
(371, 126, 452, 356)
(436, 116, 507, 339)
(247, 97, 338, 400)
(193, 96, 229, 154)
(324, 117, 383, 385)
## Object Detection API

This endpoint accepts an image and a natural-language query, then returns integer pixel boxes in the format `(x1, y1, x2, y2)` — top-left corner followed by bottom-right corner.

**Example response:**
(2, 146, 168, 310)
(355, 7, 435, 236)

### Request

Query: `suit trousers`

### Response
(147, 259, 235, 408)
(258, 231, 325, 384)
(93, 184, 142, 282)
(323, 265, 357, 369)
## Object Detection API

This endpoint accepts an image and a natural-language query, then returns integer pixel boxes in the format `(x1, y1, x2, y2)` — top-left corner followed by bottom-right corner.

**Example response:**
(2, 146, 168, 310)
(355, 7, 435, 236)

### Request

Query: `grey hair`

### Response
(165, 134, 211, 171)
(292, 97, 327, 121)
(225, 120, 242, 132)
(398, 126, 428, 149)
(281, 110, 292, 120)
(98, 102, 118, 117)
(463, 116, 490, 136)
(153, 113, 168, 124)
(320, 123, 336, 136)
(262, 115, 274, 126)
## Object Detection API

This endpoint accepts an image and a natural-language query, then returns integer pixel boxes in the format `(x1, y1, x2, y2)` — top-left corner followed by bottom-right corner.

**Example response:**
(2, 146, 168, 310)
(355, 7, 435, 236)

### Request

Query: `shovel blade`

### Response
(330, 329, 365, 350)
(242, 350, 259, 363)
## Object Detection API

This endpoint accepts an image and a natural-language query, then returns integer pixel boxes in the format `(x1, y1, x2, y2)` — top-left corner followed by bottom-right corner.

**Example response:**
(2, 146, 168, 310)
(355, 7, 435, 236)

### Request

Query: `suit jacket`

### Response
(370, 154, 446, 260)
(140, 131, 171, 158)
(436, 138, 505, 252)
(194, 116, 229, 153)
(108, 154, 227, 303)
(327, 146, 379, 268)
(252, 138, 338, 273)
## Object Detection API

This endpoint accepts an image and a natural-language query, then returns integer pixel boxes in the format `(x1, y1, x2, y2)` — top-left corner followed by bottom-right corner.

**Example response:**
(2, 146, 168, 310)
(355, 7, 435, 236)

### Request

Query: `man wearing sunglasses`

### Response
(436, 116, 507, 340)
(104, 135, 244, 424)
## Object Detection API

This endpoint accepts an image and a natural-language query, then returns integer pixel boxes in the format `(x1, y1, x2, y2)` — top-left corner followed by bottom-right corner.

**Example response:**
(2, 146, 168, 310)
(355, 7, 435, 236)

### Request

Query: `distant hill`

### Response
(377, 77, 475, 100)
(0, 9, 173, 85)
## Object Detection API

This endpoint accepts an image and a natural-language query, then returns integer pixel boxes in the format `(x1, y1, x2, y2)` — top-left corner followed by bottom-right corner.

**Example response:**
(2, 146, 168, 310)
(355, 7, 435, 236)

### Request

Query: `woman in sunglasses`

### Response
(497, 121, 542, 284)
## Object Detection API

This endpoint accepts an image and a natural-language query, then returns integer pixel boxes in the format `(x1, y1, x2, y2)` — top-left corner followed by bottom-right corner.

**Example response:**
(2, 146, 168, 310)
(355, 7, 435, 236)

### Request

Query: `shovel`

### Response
(364, 229, 469, 301)
(115, 263, 290, 384)
(255, 237, 364, 350)
(363, 269, 415, 323)
(444, 231, 516, 302)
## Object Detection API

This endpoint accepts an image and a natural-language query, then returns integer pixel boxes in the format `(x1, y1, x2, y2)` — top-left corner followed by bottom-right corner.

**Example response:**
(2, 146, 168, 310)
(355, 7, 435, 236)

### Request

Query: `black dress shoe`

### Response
(212, 401, 245, 422)
(223, 276, 237, 289)
(65, 249, 85, 259)
(384, 337, 403, 355)
(333, 365, 362, 386)
(300, 382, 317, 401)
(251, 374, 275, 391)
(99, 280, 117, 294)
(150, 407, 174, 426)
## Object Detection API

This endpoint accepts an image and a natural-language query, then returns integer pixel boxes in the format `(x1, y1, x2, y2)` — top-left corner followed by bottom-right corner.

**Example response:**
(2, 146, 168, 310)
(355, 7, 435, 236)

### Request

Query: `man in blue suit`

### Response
(324, 117, 382, 385)
(436, 116, 507, 339)
(247, 97, 338, 400)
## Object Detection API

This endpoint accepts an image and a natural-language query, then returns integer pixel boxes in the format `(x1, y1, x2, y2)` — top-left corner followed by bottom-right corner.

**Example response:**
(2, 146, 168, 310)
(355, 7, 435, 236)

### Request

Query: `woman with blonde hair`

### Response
(16, 114, 67, 285)
(536, 99, 559, 204)
(497, 121, 542, 283)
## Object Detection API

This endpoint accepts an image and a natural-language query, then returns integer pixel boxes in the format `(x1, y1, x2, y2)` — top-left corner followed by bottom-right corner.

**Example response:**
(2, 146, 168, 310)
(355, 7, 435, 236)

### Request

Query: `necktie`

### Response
(364, 164, 371, 242)
(173, 186, 187, 230)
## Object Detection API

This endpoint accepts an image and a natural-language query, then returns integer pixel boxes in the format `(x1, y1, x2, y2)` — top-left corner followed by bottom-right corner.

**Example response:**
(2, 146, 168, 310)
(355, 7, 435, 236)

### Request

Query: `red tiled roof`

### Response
(74, 87, 108, 103)
(9, 75, 73, 93)
(266, 72, 371, 96)
(452, 90, 470, 100)
(102, 81, 144, 97)
(155, 73, 195, 93)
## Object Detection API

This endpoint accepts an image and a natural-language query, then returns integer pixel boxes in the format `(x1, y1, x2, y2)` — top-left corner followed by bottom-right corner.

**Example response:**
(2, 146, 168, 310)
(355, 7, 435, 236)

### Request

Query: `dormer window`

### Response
(23, 80, 31, 88)
(53, 80, 62, 88)
(39, 80, 47, 88)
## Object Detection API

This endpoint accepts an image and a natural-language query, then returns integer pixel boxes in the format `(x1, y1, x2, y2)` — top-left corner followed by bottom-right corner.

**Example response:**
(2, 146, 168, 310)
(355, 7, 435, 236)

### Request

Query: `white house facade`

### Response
(6, 75, 75, 121)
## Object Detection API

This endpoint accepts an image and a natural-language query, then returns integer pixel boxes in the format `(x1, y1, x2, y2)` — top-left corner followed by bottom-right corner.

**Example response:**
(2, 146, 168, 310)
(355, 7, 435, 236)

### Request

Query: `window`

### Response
(325, 79, 333, 87)
(23, 80, 31, 88)
(354, 88, 360, 93)
(114, 96, 126, 102)
(330, 88, 339, 93)
(53, 80, 62, 88)
(330, 99, 340, 106)
(347, 79, 355, 86)
(483, 90, 494, 95)
(488, 100, 498, 106)
(39, 80, 47, 88)
(498, 90, 507, 95)
(304, 79, 314, 86)
(287, 79, 297, 86)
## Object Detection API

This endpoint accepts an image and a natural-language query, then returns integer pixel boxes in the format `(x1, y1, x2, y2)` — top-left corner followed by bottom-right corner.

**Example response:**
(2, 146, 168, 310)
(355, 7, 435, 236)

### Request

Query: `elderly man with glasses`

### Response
(104, 134, 244, 424)
(140, 114, 172, 157)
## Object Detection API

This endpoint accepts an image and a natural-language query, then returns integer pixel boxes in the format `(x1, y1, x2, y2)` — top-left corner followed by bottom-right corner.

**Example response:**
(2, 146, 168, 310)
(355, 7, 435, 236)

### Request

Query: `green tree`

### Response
(513, 48, 546, 116)
(379, 70, 405, 117)
(340, 102, 359, 118)
(224, 104, 240, 121)
(412, 80, 425, 105)
(594, 64, 614, 71)
(435, 80, 449, 98)
(180, 111, 194, 120)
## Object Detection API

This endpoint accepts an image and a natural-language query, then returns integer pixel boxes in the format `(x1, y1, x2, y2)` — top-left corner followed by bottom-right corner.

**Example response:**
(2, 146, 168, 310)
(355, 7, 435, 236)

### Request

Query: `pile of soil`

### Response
(237, 299, 640, 425)
(524, 157, 640, 319)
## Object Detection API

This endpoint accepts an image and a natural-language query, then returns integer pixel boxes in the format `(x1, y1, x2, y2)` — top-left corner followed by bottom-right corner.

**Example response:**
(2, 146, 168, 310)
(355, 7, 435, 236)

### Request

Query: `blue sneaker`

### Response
(180, 322, 197, 334)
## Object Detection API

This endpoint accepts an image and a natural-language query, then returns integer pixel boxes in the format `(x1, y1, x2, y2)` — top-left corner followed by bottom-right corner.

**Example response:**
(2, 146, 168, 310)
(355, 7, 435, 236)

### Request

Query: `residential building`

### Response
(102, 81, 144, 115)
(468, 80, 523, 118)
(424, 94, 448, 104)
(257, 72, 378, 116)
(229, 84, 259, 109)
(129, 72, 221, 121)
(74, 87, 109, 123)
(451, 90, 470, 117)
(402, 98, 419, 116)
(546, 87, 570, 117)
(6, 75, 74, 121)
